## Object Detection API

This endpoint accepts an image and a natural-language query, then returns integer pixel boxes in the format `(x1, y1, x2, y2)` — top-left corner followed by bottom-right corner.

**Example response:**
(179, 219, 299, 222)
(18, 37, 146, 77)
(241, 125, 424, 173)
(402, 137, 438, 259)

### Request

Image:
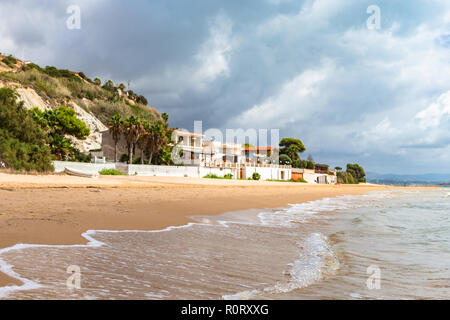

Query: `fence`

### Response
(53, 161, 293, 181)
(53, 161, 115, 174)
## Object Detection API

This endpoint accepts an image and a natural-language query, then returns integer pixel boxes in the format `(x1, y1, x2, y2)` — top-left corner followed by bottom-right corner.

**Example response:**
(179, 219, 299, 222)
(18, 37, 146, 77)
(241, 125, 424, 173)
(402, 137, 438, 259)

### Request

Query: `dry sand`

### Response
(0, 172, 432, 287)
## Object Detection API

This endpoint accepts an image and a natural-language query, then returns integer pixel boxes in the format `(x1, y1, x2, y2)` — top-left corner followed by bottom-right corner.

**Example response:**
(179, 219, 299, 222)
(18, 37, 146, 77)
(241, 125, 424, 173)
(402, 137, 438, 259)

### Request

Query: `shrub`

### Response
(252, 172, 261, 180)
(72, 149, 92, 163)
(0, 88, 53, 172)
(99, 168, 125, 175)
(22, 63, 43, 72)
(203, 173, 221, 179)
(2, 55, 17, 68)
(44, 66, 81, 82)
(203, 173, 234, 179)
(120, 154, 129, 163)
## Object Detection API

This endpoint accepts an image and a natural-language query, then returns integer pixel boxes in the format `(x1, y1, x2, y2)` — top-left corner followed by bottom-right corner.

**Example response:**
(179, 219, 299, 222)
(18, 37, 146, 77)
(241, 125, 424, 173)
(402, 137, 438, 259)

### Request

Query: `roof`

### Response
(173, 129, 204, 137)
(243, 146, 278, 151)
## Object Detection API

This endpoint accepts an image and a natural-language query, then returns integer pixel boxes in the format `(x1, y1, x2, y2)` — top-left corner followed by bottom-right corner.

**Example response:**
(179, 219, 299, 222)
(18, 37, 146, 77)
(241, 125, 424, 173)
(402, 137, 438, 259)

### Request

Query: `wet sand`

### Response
(0, 173, 431, 287)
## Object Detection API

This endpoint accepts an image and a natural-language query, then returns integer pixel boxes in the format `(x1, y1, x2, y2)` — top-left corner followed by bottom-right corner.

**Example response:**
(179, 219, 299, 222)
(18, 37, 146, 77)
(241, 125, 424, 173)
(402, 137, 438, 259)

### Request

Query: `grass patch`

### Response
(267, 179, 308, 183)
(99, 168, 125, 176)
(203, 173, 233, 179)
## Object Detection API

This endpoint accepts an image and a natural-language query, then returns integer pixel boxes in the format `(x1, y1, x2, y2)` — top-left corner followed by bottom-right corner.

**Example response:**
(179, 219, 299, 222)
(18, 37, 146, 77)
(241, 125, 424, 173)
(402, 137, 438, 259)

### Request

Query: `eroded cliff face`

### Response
(68, 101, 107, 152)
(0, 78, 106, 153)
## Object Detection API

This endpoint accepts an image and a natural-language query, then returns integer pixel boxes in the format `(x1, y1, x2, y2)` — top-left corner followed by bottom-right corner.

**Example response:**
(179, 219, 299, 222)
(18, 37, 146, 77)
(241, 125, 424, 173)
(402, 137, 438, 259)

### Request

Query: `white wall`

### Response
(53, 161, 292, 181)
(199, 166, 236, 178)
(302, 169, 316, 183)
(243, 166, 291, 180)
(128, 165, 200, 177)
(53, 161, 115, 173)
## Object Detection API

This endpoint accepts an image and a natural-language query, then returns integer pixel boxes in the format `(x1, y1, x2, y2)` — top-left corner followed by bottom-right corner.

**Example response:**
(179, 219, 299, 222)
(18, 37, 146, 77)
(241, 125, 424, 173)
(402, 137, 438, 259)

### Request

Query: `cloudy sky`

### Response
(1, 0, 449, 174)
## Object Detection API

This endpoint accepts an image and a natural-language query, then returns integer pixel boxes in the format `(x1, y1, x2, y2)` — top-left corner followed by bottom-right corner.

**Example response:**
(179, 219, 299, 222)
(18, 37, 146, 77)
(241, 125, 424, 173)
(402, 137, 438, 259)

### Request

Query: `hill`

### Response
(366, 172, 450, 186)
(0, 53, 160, 152)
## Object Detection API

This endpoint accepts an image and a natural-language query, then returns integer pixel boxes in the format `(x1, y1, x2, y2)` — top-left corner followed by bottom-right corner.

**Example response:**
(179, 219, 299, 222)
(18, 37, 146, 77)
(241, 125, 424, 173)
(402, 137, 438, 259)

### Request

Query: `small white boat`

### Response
(64, 167, 99, 178)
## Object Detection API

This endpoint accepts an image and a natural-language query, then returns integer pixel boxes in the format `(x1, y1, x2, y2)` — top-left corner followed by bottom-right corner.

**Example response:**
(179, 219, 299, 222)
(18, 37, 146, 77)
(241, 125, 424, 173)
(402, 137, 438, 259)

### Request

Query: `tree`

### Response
(0, 88, 53, 171)
(136, 121, 150, 165)
(146, 121, 167, 164)
(50, 134, 72, 160)
(156, 113, 173, 165)
(136, 95, 148, 105)
(108, 114, 123, 162)
(118, 83, 126, 91)
(335, 166, 342, 172)
(31, 106, 90, 139)
(102, 80, 115, 91)
(30, 106, 90, 161)
(94, 78, 101, 86)
(346, 163, 366, 183)
(123, 116, 144, 164)
(279, 138, 306, 166)
(279, 154, 292, 165)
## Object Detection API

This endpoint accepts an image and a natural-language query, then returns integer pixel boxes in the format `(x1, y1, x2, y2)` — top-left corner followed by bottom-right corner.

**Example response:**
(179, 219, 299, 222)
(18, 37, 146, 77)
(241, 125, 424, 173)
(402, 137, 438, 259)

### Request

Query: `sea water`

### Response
(0, 189, 449, 299)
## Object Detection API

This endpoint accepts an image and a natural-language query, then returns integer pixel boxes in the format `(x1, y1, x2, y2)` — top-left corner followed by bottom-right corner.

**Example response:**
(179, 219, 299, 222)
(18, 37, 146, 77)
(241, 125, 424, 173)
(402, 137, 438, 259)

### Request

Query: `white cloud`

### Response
(228, 59, 334, 128)
(193, 13, 235, 89)
(415, 91, 450, 129)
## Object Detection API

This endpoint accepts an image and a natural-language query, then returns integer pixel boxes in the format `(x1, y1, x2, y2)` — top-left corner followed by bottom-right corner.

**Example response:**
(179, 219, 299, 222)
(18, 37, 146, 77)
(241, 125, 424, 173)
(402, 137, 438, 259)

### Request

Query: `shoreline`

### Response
(0, 173, 435, 289)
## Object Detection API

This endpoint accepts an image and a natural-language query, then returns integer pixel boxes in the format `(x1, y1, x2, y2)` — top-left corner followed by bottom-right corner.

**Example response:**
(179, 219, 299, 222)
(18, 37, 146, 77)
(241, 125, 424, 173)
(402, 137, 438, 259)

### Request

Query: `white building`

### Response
(172, 130, 204, 166)
(202, 141, 242, 166)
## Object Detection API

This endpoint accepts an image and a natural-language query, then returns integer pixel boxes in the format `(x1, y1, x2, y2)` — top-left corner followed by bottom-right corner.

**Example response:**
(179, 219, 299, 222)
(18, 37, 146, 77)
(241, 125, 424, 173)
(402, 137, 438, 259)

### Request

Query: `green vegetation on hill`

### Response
(0, 57, 159, 124)
(2, 55, 18, 68)
(0, 88, 53, 172)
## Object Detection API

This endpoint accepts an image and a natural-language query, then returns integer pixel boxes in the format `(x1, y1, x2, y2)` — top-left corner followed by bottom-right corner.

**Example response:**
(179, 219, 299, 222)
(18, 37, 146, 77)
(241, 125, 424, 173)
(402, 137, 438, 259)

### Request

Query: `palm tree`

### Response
(123, 116, 144, 164)
(146, 121, 167, 164)
(108, 114, 123, 163)
(136, 121, 150, 165)
(51, 134, 71, 160)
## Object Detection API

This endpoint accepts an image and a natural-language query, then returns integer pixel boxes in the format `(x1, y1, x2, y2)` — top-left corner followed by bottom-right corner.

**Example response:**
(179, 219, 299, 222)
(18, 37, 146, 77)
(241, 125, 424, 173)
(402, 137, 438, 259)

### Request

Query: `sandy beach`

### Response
(0, 172, 431, 288)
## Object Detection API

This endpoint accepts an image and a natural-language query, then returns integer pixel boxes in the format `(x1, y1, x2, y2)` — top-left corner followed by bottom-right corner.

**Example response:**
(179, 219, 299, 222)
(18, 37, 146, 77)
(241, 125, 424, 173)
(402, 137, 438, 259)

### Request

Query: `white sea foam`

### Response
(223, 233, 340, 300)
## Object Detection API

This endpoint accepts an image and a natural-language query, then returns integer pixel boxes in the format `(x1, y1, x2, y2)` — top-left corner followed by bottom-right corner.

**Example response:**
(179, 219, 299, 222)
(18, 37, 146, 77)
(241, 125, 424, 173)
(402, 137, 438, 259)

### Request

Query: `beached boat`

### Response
(64, 167, 99, 178)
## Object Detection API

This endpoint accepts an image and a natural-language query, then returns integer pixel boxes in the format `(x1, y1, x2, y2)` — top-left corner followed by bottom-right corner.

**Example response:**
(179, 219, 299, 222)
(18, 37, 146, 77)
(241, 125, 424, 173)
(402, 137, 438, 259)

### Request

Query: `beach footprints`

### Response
(366, 265, 381, 290)
(66, 265, 82, 290)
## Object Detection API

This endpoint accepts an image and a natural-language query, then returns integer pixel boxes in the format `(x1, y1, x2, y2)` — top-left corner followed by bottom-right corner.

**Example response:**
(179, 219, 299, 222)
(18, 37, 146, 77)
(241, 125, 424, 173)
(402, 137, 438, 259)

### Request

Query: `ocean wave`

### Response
(257, 192, 391, 228)
(223, 233, 340, 300)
